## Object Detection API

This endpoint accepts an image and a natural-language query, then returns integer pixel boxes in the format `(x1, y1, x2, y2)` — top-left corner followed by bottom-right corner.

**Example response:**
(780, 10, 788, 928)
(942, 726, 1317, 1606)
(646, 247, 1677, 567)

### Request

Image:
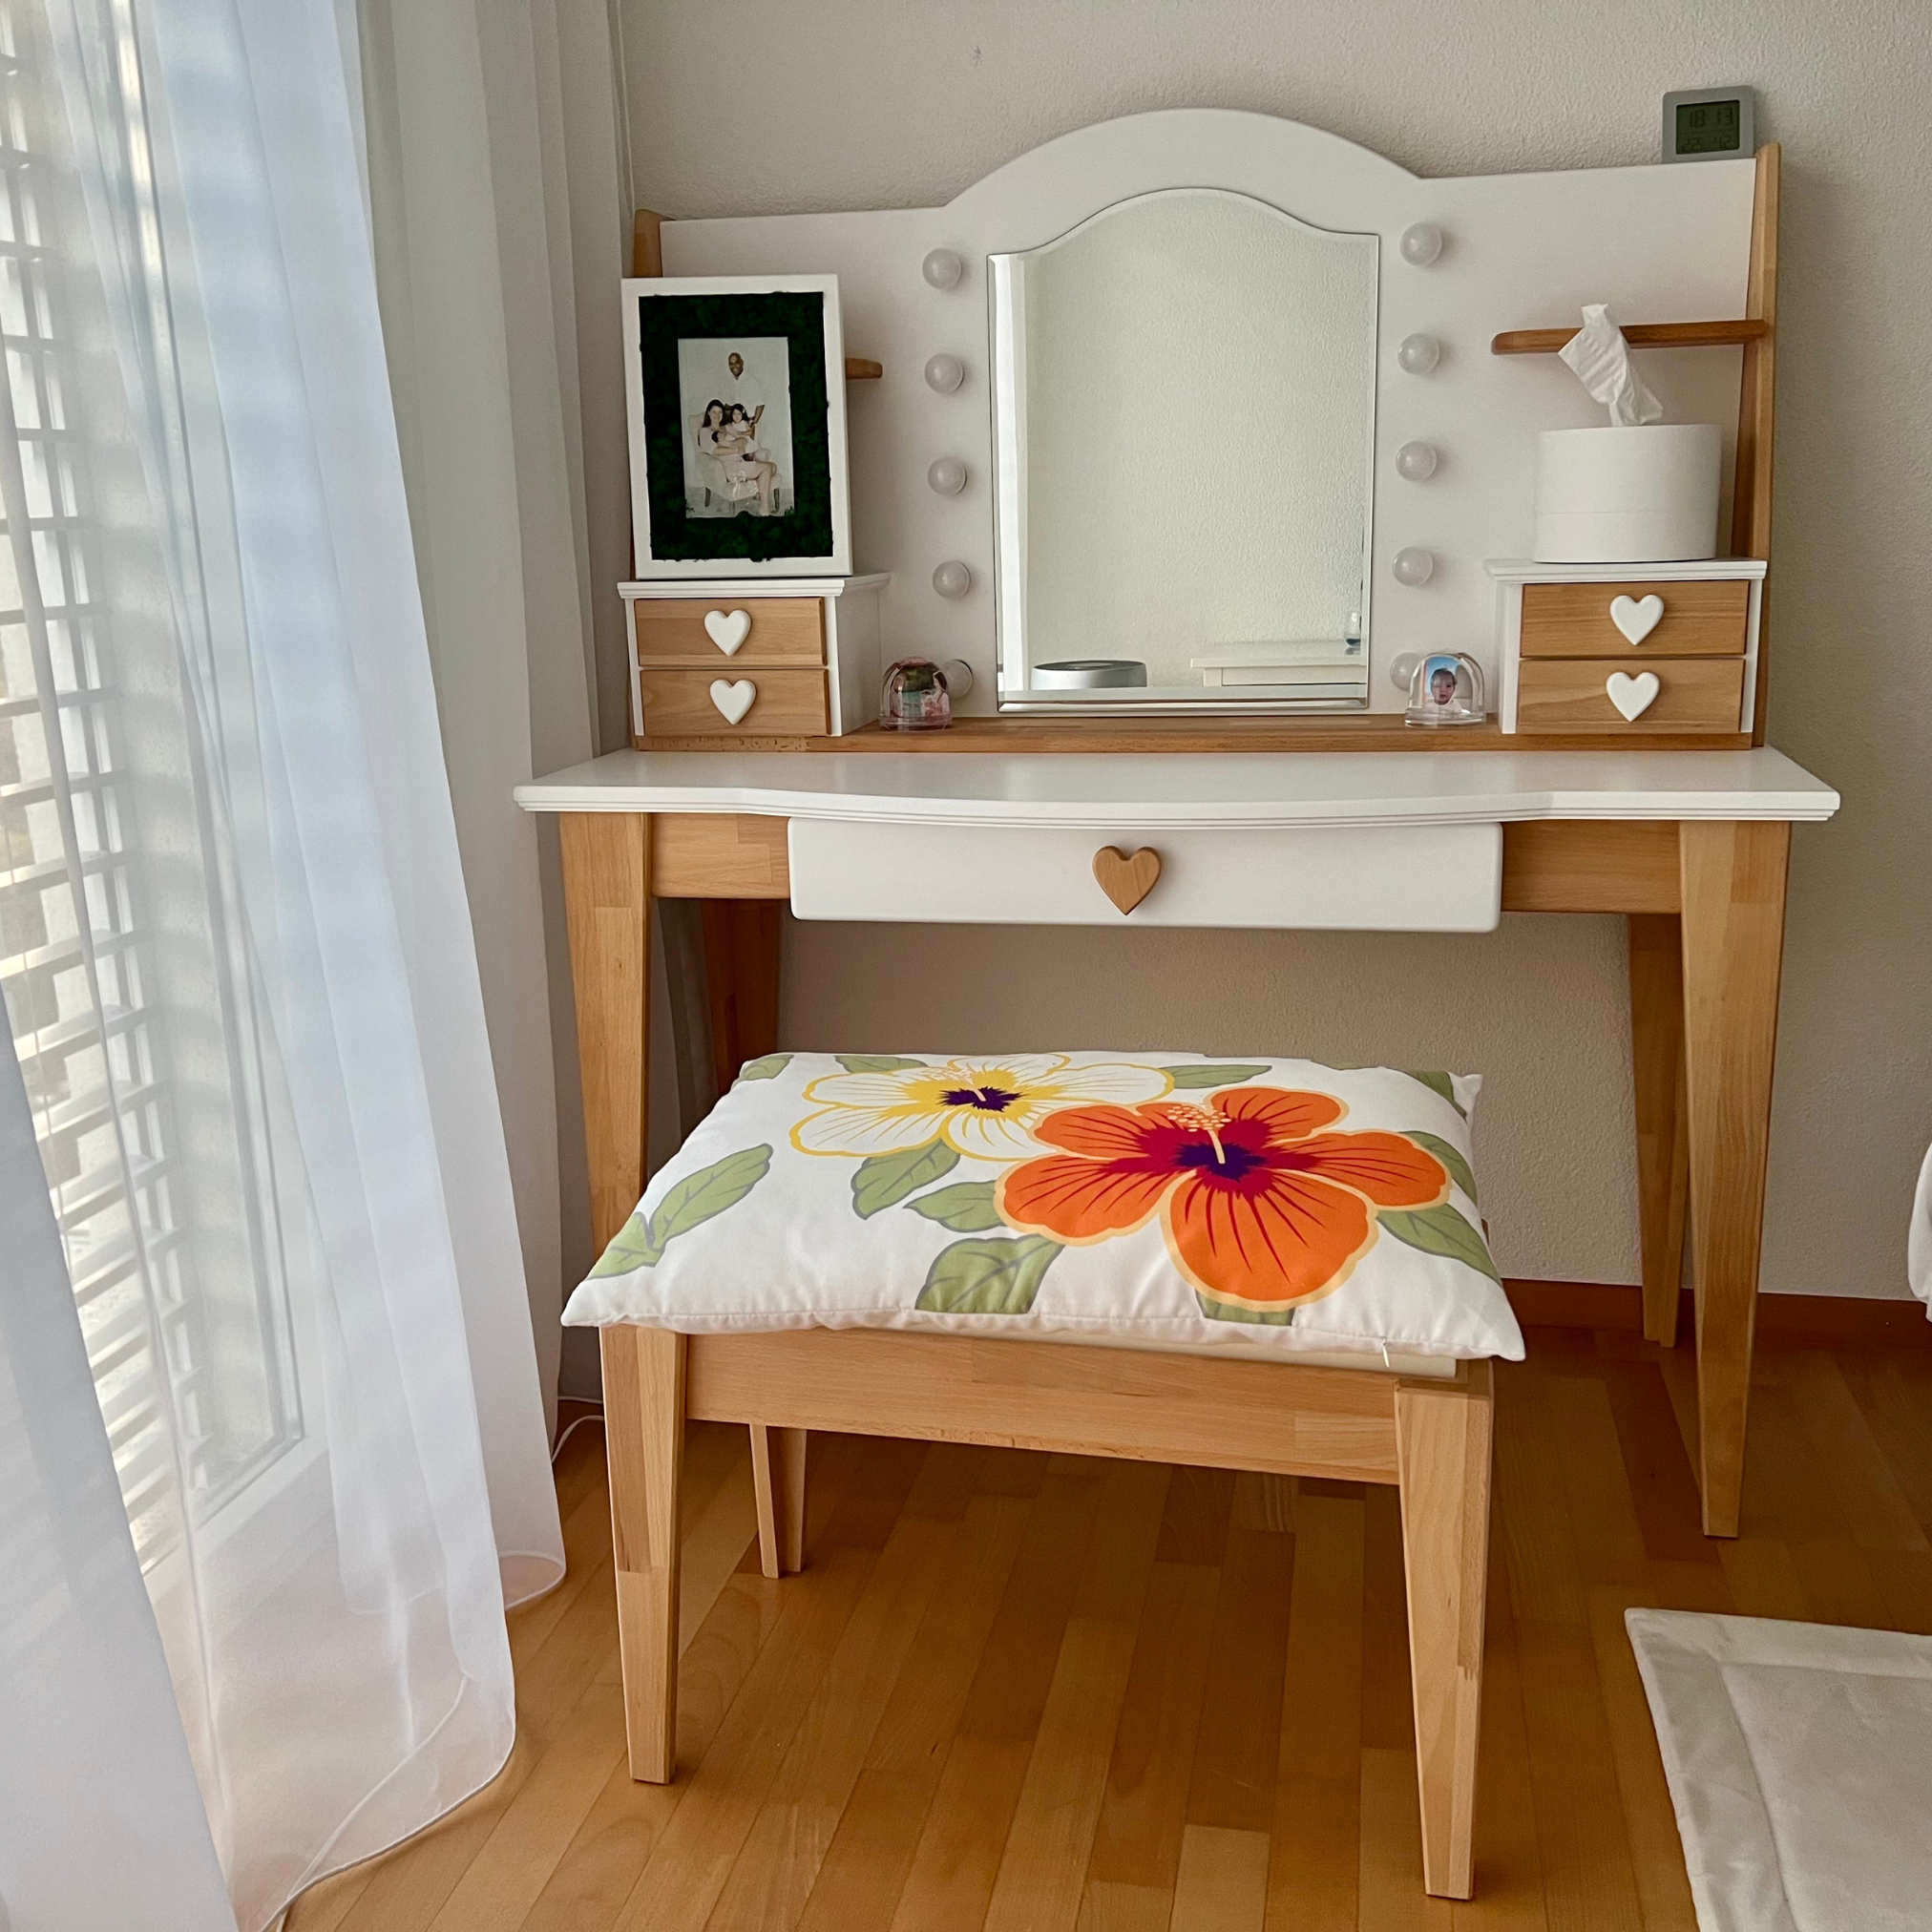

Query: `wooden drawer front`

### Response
(632, 597, 824, 665)
(1520, 579, 1749, 658)
(638, 667, 828, 738)
(1516, 657, 1744, 735)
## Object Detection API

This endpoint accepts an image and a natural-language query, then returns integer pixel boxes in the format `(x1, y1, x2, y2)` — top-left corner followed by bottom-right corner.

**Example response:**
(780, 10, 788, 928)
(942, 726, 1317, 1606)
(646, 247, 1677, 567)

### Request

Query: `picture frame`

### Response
(621, 274, 852, 578)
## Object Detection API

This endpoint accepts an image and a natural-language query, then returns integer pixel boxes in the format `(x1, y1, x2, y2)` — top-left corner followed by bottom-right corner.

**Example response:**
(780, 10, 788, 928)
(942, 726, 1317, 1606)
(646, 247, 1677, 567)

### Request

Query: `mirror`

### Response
(991, 189, 1378, 710)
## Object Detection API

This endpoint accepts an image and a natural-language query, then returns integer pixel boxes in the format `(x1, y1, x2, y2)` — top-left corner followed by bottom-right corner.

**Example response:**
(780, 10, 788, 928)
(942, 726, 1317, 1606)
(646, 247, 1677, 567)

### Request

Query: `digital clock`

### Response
(1662, 86, 1755, 163)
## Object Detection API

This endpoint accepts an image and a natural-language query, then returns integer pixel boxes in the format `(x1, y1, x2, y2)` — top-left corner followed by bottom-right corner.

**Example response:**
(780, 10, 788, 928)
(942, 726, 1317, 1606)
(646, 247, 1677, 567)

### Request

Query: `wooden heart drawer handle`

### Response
(1093, 845, 1162, 914)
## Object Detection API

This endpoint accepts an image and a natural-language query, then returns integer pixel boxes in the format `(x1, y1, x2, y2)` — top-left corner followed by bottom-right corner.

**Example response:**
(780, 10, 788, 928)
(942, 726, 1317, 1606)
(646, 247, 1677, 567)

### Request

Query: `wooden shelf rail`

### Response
(1492, 319, 1771, 355)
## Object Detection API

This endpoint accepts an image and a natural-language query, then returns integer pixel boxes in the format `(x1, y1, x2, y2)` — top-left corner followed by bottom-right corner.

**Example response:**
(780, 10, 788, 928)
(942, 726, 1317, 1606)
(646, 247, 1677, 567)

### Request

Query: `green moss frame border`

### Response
(633, 289, 840, 565)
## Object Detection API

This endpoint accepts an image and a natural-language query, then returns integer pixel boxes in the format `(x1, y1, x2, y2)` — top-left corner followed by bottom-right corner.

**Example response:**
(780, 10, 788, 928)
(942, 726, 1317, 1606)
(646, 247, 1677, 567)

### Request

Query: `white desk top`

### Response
(514, 747, 1838, 831)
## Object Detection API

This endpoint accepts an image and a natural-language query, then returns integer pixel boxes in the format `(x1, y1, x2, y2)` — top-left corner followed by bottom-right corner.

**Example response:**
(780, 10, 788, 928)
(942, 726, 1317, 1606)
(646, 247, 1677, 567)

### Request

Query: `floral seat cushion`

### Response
(562, 1052, 1525, 1365)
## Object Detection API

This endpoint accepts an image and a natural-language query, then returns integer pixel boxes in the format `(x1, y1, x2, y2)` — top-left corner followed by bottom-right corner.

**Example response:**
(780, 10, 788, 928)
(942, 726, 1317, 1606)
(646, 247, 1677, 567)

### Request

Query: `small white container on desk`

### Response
(1533, 424, 1722, 564)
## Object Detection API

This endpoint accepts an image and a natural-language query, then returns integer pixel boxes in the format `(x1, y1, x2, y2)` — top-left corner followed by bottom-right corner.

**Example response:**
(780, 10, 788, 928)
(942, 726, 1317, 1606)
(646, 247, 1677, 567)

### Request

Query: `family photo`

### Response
(677, 336, 795, 517)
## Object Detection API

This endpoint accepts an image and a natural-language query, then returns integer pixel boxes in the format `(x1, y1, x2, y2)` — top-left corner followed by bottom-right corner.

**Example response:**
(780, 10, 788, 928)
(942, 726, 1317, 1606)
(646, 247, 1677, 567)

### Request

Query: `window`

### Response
(0, 0, 298, 1571)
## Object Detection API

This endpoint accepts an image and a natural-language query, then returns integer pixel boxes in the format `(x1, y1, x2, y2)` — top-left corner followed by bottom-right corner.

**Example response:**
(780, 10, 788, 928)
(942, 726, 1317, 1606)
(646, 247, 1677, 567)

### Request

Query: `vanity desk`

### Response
(522, 740, 1836, 1538)
(533, 107, 1837, 1561)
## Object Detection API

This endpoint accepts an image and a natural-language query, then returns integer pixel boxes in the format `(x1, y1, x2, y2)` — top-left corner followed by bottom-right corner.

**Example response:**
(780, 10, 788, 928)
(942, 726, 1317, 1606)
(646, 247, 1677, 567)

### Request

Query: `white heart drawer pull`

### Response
(1606, 670, 1660, 721)
(704, 608, 751, 655)
(1609, 593, 1664, 645)
(710, 679, 756, 724)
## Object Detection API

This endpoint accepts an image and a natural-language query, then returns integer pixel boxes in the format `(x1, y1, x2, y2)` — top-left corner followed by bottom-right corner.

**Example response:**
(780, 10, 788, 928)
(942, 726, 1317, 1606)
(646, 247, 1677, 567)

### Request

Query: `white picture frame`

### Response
(620, 273, 852, 578)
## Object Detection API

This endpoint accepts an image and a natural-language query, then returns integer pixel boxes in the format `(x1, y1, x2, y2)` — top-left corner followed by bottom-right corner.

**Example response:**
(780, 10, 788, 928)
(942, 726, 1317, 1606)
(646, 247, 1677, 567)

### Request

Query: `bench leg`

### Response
(750, 1424, 808, 1577)
(602, 1324, 686, 1783)
(1395, 1361, 1494, 1900)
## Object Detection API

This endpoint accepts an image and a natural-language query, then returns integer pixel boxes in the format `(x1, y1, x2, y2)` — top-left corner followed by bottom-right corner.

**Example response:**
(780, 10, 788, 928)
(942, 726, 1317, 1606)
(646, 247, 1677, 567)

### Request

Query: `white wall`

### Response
(618, 0, 1932, 1299)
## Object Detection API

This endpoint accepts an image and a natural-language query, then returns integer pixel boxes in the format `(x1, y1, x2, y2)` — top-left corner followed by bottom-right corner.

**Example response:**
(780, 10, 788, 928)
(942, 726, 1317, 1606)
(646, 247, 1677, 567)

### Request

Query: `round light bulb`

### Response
(928, 455, 968, 495)
(943, 658, 976, 698)
(932, 560, 973, 599)
(922, 248, 964, 290)
(1399, 222, 1444, 266)
(1392, 546, 1436, 586)
(924, 352, 965, 393)
(1389, 652, 1422, 694)
(1396, 440, 1439, 481)
(1397, 333, 1441, 375)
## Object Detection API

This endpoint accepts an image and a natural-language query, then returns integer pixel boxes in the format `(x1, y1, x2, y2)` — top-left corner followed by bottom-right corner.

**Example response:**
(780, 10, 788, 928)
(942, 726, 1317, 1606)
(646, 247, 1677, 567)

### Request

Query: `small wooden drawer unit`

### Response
(1515, 656, 1746, 735)
(622, 576, 887, 742)
(1489, 559, 1765, 738)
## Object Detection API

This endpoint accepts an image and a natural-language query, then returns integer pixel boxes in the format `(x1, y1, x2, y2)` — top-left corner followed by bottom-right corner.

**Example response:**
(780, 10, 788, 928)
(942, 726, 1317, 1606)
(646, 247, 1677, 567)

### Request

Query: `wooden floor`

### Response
(287, 1327, 1932, 1932)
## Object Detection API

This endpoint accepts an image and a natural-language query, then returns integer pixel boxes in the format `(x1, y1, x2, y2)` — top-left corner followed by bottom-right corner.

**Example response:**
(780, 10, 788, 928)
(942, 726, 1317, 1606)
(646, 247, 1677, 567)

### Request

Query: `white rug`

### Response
(1627, 1607, 1932, 1932)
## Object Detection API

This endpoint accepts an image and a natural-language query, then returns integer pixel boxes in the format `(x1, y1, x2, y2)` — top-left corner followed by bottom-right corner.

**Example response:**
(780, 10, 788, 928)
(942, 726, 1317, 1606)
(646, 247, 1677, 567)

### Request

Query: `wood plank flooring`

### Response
(287, 1331, 1932, 1931)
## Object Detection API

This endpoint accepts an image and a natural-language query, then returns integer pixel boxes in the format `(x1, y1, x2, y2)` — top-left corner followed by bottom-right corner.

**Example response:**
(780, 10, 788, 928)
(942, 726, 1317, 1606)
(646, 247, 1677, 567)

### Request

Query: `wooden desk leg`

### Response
(1679, 821, 1791, 1538)
(701, 899, 783, 1092)
(1628, 914, 1690, 1346)
(1396, 1361, 1493, 1900)
(559, 812, 652, 1251)
(603, 1324, 685, 1781)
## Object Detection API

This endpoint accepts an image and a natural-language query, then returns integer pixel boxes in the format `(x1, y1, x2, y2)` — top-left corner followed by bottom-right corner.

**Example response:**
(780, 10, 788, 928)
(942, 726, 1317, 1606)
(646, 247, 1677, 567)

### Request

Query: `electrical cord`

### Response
(550, 1402, 605, 1464)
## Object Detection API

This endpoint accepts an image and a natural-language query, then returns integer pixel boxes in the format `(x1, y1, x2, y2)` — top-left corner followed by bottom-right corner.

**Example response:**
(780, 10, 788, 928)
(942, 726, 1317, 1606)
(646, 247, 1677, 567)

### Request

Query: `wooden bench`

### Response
(599, 1320, 1495, 1900)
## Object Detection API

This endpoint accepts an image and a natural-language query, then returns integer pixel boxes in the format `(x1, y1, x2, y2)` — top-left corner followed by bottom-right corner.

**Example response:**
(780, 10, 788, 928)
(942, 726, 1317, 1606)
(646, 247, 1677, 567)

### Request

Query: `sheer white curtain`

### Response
(353, 0, 634, 1415)
(0, 0, 564, 1923)
(0, 1029, 235, 1931)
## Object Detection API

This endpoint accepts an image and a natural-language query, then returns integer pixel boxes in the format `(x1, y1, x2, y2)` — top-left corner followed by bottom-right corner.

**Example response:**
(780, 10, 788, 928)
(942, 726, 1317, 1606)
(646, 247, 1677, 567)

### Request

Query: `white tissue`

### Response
(1558, 304, 1663, 428)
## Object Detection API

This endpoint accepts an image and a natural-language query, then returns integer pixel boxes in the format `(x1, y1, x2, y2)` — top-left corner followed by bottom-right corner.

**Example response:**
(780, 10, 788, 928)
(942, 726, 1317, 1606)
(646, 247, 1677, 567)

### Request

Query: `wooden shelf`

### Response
(1491, 319, 1771, 355)
(637, 713, 1751, 755)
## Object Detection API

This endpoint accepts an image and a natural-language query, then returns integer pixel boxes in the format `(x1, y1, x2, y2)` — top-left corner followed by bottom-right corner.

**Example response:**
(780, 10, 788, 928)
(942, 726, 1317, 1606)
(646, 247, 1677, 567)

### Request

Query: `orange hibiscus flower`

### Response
(997, 1086, 1448, 1310)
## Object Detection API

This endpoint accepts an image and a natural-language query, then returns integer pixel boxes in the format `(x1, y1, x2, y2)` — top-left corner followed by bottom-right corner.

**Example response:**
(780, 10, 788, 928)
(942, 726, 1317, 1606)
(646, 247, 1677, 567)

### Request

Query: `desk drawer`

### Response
(1516, 656, 1744, 735)
(633, 597, 825, 665)
(788, 821, 1502, 931)
(638, 666, 829, 738)
(1520, 579, 1749, 658)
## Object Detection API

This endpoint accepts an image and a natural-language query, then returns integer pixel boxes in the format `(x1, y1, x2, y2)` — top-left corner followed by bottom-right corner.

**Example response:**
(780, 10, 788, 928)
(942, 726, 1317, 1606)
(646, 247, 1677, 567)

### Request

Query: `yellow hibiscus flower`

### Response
(791, 1055, 1173, 1162)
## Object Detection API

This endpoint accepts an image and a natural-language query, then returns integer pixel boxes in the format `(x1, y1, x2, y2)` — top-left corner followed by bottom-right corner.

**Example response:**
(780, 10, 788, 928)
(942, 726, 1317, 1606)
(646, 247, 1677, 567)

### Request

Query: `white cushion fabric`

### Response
(562, 1051, 1523, 1365)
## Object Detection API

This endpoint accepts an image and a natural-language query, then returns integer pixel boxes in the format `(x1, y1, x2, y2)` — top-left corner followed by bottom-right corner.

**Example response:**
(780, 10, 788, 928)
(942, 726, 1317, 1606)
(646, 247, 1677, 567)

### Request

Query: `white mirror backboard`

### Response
(659, 109, 1759, 715)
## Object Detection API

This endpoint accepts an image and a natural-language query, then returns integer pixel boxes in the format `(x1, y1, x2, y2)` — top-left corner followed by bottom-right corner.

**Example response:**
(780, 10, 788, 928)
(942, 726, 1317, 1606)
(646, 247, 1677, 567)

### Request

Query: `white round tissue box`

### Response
(1533, 424, 1721, 563)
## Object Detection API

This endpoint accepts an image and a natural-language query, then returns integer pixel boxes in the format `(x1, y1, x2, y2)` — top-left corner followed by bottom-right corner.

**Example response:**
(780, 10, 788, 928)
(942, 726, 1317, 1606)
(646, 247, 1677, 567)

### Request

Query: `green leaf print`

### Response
(903, 1180, 1005, 1232)
(1378, 1203, 1500, 1284)
(1405, 1130, 1480, 1207)
(1160, 1062, 1271, 1090)
(590, 1144, 772, 1274)
(736, 1053, 793, 1082)
(915, 1235, 1062, 1314)
(587, 1211, 664, 1276)
(851, 1137, 958, 1219)
(835, 1054, 928, 1074)
(1402, 1070, 1467, 1118)
(1195, 1293, 1297, 1327)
